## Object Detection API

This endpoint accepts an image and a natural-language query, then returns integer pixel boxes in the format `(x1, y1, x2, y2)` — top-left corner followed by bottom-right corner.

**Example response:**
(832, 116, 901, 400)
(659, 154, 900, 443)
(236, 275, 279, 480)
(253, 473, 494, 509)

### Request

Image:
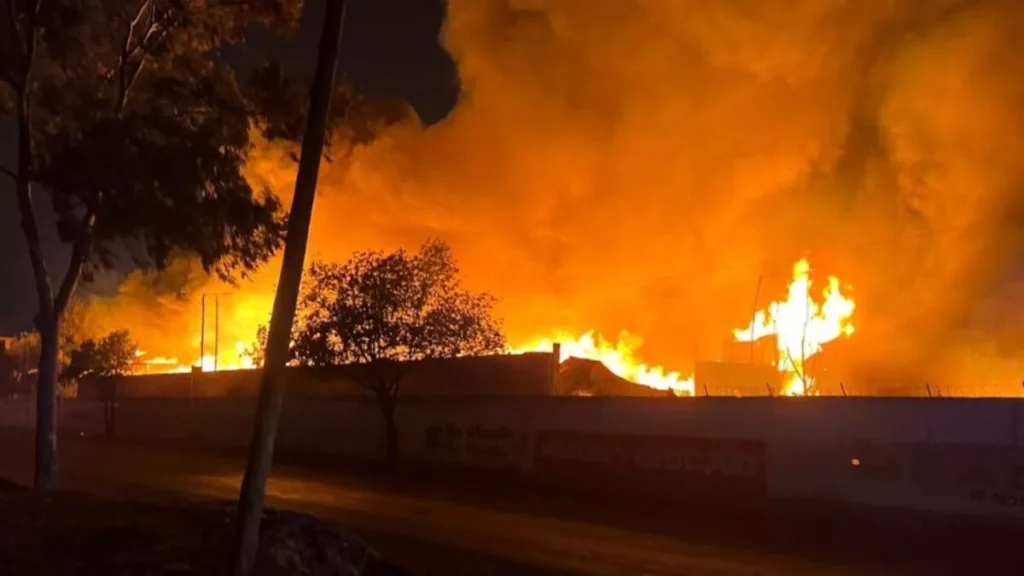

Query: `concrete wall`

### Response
(4, 395, 1024, 519)
(0, 396, 108, 436)
(83, 352, 556, 399)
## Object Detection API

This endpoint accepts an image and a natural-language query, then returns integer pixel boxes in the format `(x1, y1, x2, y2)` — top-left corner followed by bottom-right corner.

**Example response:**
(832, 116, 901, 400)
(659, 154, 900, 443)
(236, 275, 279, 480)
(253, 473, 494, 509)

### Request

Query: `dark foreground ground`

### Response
(0, 430, 1021, 575)
(0, 486, 408, 575)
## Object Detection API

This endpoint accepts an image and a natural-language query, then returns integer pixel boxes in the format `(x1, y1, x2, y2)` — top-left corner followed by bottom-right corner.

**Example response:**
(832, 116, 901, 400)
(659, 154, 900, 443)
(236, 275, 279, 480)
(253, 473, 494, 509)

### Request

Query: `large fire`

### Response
(136, 258, 856, 397)
(136, 342, 257, 375)
(74, 0, 1024, 398)
(733, 259, 856, 395)
(513, 258, 855, 396)
(511, 330, 697, 395)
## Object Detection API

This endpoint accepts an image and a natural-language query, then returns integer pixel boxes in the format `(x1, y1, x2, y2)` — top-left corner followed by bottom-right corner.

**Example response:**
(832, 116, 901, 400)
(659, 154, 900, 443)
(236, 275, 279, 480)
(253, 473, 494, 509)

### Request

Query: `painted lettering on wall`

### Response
(845, 441, 1024, 514)
(535, 431, 766, 499)
(424, 423, 464, 458)
(423, 422, 523, 467)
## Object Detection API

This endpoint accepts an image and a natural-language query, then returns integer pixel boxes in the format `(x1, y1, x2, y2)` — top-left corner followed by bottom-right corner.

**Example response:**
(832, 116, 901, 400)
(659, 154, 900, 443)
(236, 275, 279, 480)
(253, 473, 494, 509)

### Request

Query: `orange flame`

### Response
(510, 330, 696, 395)
(515, 258, 855, 396)
(137, 341, 256, 374)
(733, 259, 855, 395)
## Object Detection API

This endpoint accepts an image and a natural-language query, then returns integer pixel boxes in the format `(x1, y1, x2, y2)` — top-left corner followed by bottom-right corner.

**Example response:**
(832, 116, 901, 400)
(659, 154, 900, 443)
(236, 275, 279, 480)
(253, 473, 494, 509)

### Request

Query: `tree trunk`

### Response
(376, 386, 399, 466)
(231, 2, 348, 575)
(34, 316, 60, 490)
(14, 71, 61, 490)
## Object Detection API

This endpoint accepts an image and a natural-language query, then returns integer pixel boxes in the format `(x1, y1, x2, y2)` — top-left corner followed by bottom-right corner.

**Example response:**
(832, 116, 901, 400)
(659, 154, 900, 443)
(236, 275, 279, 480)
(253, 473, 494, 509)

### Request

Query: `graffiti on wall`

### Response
(423, 422, 525, 467)
(844, 441, 1024, 513)
(534, 431, 766, 499)
(55, 400, 107, 436)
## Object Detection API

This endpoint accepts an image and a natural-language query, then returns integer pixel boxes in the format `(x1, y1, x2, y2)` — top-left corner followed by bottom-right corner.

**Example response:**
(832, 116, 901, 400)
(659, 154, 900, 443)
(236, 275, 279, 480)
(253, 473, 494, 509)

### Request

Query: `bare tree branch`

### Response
(54, 208, 97, 318)
(14, 0, 53, 325)
(119, 23, 172, 109)
(111, 1, 185, 113)
(24, 0, 44, 80)
(0, 5, 21, 82)
(15, 178, 55, 321)
(127, 0, 153, 39)
(4, 0, 24, 58)
(117, 0, 153, 112)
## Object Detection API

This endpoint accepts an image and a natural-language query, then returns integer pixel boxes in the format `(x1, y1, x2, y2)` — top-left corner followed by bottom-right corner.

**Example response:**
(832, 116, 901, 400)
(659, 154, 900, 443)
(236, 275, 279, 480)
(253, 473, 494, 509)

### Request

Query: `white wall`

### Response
(4, 395, 1024, 518)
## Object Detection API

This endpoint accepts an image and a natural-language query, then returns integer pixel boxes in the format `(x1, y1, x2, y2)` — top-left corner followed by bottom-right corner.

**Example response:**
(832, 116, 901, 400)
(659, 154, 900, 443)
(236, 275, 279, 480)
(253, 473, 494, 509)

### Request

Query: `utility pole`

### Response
(199, 294, 207, 372)
(214, 295, 220, 372)
(750, 274, 763, 363)
(232, 1, 349, 572)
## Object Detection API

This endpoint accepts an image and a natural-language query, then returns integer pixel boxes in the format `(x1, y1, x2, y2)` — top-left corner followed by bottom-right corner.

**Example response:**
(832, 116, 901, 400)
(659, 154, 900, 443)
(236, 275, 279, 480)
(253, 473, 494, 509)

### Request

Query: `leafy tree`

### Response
(0, 0, 301, 489)
(5, 333, 41, 381)
(245, 240, 507, 462)
(62, 329, 139, 381)
(0, 346, 24, 396)
(286, 238, 506, 463)
(1, 298, 86, 384)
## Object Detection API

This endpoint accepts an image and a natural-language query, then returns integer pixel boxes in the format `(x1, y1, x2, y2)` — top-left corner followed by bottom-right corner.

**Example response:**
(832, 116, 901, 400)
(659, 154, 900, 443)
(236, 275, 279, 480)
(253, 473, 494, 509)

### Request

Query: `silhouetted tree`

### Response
(5, 333, 41, 383)
(62, 330, 139, 381)
(1, 299, 86, 389)
(0, 0, 301, 489)
(243, 325, 270, 368)
(289, 239, 507, 463)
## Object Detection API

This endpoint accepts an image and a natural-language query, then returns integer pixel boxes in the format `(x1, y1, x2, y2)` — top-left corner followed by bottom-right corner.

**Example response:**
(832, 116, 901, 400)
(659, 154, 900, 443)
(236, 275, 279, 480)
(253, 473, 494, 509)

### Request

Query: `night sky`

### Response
(0, 0, 455, 334)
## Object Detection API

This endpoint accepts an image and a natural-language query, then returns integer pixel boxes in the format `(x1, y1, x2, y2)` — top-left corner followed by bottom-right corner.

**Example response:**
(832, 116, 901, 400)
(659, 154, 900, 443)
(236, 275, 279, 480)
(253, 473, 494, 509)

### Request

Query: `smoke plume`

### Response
(87, 0, 1024, 392)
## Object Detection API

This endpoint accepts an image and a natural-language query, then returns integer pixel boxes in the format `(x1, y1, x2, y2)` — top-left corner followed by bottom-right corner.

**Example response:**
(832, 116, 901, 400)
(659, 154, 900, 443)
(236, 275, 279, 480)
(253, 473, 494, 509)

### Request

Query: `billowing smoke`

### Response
(86, 0, 1024, 392)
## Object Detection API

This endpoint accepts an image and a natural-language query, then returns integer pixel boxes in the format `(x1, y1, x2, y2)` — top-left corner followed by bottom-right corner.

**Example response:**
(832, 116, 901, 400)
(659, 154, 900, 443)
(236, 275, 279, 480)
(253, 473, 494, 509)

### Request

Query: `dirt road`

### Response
(0, 432, 1008, 575)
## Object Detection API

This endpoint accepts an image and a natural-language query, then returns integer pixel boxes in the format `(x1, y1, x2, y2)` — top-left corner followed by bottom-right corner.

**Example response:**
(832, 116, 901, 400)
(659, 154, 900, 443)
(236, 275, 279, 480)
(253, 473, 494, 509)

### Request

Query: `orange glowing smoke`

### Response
(515, 258, 855, 396)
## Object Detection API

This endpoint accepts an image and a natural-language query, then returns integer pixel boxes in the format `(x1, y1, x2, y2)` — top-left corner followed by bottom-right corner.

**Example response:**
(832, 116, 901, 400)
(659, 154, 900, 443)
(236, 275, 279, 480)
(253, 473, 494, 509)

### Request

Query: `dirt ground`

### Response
(1, 431, 1022, 575)
(0, 484, 416, 575)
